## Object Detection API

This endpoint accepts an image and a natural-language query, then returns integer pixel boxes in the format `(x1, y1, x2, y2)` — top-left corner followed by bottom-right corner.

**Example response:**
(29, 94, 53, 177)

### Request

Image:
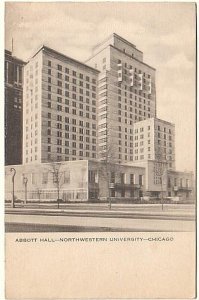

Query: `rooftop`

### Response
(5, 49, 26, 65)
(30, 45, 100, 73)
(92, 33, 143, 54)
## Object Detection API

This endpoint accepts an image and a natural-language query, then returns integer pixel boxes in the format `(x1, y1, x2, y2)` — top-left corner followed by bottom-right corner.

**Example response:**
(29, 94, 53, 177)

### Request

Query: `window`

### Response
(120, 173, 125, 184)
(57, 80, 62, 87)
(58, 64, 62, 71)
(57, 88, 62, 95)
(57, 115, 62, 121)
(57, 72, 62, 79)
(139, 175, 143, 186)
(42, 173, 48, 184)
(130, 174, 134, 184)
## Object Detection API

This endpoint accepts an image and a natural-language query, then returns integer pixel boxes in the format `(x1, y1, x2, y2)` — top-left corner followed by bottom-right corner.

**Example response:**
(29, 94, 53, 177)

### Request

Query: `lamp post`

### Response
(23, 175, 28, 205)
(10, 168, 16, 208)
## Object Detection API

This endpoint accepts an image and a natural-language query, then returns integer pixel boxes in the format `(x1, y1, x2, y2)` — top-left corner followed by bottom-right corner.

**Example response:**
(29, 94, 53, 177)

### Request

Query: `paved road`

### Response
(5, 211, 195, 232)
(5, 223, 127, 232)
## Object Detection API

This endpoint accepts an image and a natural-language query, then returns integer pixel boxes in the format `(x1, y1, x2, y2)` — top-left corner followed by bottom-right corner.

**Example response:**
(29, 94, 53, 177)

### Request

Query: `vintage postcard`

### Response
(4, 2, 196, 299)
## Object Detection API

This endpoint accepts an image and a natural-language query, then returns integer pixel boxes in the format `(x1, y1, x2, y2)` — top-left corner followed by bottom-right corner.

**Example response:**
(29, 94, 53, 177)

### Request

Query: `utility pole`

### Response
(10, 168, 16, 208)
(11, 38, 14, 55)
(23, 175, 28, 205)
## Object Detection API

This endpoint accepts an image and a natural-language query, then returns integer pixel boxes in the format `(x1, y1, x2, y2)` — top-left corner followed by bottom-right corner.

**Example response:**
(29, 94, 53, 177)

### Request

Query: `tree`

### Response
(48, 160, 66, 209)
(155, 147, 168, 210)
(31, 172, 43, 203)
(98, 137, 119, 210)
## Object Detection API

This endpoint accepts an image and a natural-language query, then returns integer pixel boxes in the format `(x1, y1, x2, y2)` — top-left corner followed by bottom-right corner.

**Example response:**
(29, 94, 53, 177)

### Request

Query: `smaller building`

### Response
(133, 117, 175, 170)
(5, 160, 194, 204)
(88, 161, 145, 200)
(126, 160, 194, 202)
(167, 170, 194, 201)
(5, 160, 145, 203)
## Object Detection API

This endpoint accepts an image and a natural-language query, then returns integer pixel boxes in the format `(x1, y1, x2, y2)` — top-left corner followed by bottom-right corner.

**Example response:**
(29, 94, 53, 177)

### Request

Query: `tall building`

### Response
(5, 50, 25, 165)
(5, 34, 194, 203)
(85, 33, 156, 163)
(133, 118, 175, 170)
(23, 46, 99, 164)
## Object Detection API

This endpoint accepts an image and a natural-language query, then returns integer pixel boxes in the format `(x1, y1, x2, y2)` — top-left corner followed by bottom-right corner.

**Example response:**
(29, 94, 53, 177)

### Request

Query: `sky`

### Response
(5, 2, 196, 172)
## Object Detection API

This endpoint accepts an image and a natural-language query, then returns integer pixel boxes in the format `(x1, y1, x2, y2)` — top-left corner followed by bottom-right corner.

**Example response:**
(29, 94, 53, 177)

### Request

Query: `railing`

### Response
(109, 183, 141, 189)
(173, 186, 192, 191)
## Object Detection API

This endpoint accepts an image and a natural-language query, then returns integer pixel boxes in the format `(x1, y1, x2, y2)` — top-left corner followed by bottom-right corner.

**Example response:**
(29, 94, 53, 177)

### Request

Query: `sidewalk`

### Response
(5, 205, 195, 218)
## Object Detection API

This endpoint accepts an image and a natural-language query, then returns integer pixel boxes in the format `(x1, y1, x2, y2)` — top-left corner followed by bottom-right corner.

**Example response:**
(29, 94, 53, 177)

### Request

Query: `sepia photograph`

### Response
(4, 2, 196, 299)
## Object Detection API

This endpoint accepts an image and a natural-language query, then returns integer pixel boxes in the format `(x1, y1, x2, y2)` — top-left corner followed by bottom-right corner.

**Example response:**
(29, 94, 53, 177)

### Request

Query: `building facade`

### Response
(133, 118, 175, 170)
(167, 170, 194, 200)
(23, 46, 99, 164)
(5, 50, 25, 165)
(5, 160, 145, 202)
(5, 160, 194, 203)
(126, 160, 194, 201)
(85, 33, 156, 163)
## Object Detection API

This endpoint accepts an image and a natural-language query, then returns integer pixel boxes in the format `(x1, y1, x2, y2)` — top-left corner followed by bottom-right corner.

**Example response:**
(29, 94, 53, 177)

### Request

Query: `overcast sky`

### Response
(5, 2, 196, 172)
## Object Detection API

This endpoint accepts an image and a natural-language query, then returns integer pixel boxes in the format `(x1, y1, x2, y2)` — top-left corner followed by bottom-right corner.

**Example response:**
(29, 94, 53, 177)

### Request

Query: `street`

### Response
(5, 203, 195, 232)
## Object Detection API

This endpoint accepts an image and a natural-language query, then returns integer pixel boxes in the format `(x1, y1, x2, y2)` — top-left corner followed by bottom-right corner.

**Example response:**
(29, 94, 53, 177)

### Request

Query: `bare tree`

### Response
(31, 173, 43, 203)
(48, 160, 66, 209)
(98, 135, 119, 210)
(155, 147, 168, 210)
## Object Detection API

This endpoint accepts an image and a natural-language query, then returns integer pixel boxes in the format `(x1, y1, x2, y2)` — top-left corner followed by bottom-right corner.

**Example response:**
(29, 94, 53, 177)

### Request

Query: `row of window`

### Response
(47, 73, 97, 90)
(47, 94, 96, 106)
(117, 86, 152, 99)
(47, 133, 96, 143)
(48, 144, 96, 152)
(47, 85, 96, 98)
(117, 60, 151, 79)
(48, 61, 97, 84)
(118, 102, 151, 110)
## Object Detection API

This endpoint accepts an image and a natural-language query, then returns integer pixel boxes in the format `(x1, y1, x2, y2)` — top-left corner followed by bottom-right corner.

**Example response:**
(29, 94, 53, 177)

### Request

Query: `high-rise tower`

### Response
(85, 33, 156, 163)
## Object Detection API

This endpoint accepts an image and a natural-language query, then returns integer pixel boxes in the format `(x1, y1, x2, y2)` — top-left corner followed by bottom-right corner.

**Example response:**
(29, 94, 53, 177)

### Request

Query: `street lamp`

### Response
(10, 168, 16, 208)
(23, 175, 28, 205)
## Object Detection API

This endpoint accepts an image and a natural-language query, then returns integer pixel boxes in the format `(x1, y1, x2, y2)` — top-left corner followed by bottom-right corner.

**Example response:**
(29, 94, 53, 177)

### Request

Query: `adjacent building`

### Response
(133, 117, 175, 170)
(23, 46, 99, 164)
(5, 160, 193, 203)
(5, 50, 25, 165)
(5, 160, 145, 202)
(167, 170, 194, 200)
